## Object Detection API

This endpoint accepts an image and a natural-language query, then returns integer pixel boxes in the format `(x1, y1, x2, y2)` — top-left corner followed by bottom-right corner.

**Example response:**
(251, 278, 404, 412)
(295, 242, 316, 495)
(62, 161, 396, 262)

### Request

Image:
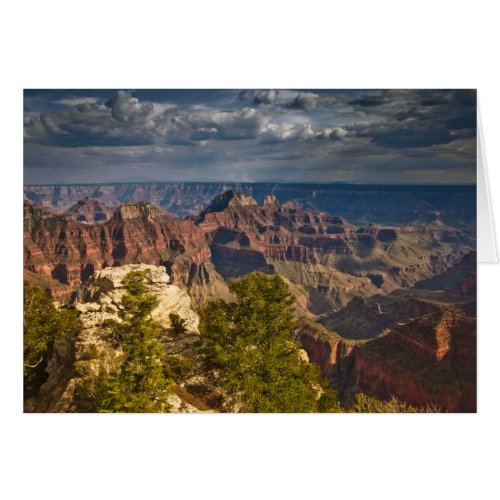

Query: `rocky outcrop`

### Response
(295, 319, 357, 378)
(195, 190, 258, 225)
(80, 264, 199, 332)
(349, 308, 476, 412)
(32, 264, 206, 412)
(193, 197, 471, 313)
(206, 190, 257, 211)
(415, 250, 477, 293)
(454, 274, 477, 296)
(23, 269, 74, 301)
(110, 202, 165, 221)
(263, 194, 280, 208)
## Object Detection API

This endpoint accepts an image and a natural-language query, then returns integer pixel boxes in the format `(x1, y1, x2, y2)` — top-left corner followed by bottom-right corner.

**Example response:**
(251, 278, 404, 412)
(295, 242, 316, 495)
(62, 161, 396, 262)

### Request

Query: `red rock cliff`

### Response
(297, 307, 476, 412)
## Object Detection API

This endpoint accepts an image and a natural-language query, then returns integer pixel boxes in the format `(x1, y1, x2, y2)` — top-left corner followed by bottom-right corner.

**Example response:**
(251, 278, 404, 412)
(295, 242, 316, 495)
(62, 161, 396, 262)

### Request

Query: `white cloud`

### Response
(54, 96, 99, 106)
(23, 90, 359, 148)
(254, 89, 278, 104)
(238, 89, 279, 105)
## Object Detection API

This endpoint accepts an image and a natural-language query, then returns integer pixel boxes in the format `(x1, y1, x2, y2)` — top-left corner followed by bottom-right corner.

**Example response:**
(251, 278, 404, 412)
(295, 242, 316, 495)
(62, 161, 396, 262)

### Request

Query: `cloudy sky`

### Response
(23, 89, 476, 185)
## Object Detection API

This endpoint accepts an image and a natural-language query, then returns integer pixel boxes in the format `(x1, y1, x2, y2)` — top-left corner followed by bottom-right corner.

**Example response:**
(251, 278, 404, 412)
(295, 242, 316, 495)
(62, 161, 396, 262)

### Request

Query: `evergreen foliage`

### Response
(79, 270, 173, 412)
(23, 283, 80, 398)
(200, 272, 324, 412)
(317, 388, 343, 413)
(163, 355, 194, 382)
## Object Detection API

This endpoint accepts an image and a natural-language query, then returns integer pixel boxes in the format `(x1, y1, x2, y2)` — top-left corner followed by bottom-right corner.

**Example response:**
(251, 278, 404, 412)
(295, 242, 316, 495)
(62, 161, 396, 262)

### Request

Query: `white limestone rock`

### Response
(83, 264, 199, 333)
(32, 264, 204, 413)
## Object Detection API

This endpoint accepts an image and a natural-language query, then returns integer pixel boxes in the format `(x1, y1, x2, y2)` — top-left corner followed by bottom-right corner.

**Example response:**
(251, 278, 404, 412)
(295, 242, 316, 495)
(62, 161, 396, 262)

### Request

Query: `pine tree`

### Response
(200, 272, 323, 412)
(24, 283, 80, 399)
(93, 270, 172, 413)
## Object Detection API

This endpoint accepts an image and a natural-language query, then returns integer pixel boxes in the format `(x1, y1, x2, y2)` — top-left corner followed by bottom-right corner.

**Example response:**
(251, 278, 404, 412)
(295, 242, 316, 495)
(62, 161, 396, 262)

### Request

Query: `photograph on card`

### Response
(23, 89, 477, 413)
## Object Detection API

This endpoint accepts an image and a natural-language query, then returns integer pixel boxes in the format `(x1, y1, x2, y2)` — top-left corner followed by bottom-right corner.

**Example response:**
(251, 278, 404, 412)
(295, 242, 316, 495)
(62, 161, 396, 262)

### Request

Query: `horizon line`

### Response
(23, 180, 477, 187)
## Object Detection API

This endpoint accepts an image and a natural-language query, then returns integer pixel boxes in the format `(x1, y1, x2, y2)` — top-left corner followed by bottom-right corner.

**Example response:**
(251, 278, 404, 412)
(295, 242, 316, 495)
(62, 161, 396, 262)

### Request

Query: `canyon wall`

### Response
(24, 191, 473, 313)
(24, 201, 230, 307)
(297, 302, 476, 412)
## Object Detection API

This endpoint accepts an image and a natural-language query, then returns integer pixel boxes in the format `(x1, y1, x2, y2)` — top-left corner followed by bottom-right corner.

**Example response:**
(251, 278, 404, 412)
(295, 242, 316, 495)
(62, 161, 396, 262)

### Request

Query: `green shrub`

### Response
(349, 393, 418, 413)
(163, 355, 194, 382)
(169, 312, 187, 336)
(318, 389, 343, 413)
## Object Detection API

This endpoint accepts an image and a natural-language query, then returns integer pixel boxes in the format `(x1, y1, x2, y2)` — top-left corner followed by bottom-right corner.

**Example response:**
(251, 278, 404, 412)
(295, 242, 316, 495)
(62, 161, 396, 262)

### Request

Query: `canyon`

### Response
(24, 190, 473, 314)
(23, 184, 477, 411)
(24, 181, 476, 227)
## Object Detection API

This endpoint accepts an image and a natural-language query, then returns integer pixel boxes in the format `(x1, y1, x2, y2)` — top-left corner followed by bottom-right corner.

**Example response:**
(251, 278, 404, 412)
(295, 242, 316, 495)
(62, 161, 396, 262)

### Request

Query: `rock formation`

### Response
(297, 303, 476, 412)
(79, 264, 199, 332)
(23, 200, 229, 308)
(200, 190, 258, 215)
(24, 188, 473, 315)
(64, 197, 115, 223)
(318, 296, 441, 340)
(295, 319, 357, 378)
(24, 187, 476, 411)
(23, 189, 477, 412)
(415, 250, 477, 293)
(349, 307, 476, 412)
(263, 194, 280, 208)
(31, 264, 208, 413)
(193, 191, 472, 313)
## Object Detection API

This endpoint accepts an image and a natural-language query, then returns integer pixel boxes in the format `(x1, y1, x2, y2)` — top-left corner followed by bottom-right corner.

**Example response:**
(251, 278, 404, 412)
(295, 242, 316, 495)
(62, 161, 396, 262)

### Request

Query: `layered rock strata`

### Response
(24, 190, 474, 314)
(296, 304, 476, 412)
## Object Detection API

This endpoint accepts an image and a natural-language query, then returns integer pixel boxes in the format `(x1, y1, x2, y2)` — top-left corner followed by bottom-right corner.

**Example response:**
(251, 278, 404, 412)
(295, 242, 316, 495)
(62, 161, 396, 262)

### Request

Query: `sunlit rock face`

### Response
(31, 264, 203, 413)
(64, 197, 115, 224)
(80, 264, 199, 333)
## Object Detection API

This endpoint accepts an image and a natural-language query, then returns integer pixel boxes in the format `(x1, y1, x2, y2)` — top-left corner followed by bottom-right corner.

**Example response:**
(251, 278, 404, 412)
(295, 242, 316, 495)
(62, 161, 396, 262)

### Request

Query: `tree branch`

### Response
(24, 356, 44, 369)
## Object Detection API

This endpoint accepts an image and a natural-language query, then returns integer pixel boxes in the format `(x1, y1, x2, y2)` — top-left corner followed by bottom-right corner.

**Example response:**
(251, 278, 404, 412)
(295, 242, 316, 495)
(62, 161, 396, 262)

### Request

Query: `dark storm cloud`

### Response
(23, 98, 155, 147)
(24, 92, 335, 147)
(349, 95, 388, 107)
(105, 90, 154, 123)
(371, 128, 453, 148)
(23, 89, 477, 184)
(345, 89, 476, 149)
(287, 92, 319, 111)
(237, 89, 254, 101)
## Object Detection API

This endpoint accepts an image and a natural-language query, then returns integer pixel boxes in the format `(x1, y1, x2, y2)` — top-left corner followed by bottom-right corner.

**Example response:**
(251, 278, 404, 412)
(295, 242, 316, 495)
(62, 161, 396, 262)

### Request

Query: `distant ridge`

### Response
(23, 181, 476, 226)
